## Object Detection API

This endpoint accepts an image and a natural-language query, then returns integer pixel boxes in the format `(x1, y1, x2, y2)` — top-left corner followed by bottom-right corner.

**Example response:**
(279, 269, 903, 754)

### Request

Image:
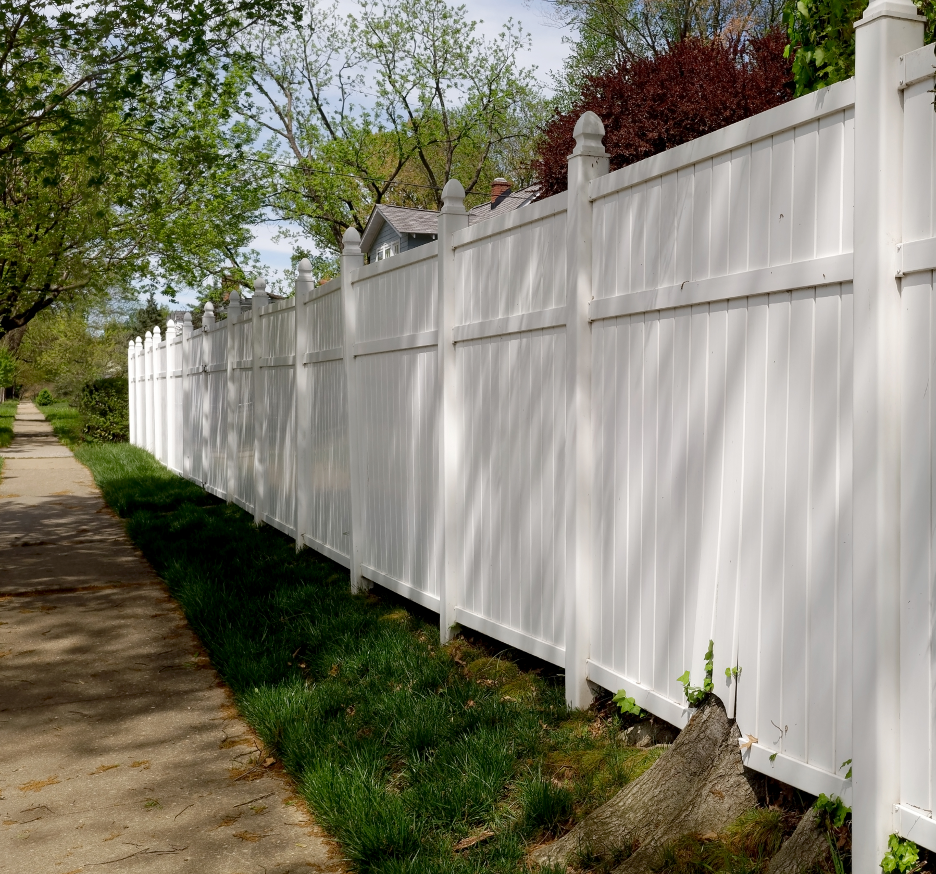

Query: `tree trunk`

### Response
(531, 696, 758, 873)
(765, 808, 833, 874)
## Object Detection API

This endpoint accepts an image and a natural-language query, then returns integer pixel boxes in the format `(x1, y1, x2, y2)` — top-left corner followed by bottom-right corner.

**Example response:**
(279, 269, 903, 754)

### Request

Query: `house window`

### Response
(376, 241, 399, 261)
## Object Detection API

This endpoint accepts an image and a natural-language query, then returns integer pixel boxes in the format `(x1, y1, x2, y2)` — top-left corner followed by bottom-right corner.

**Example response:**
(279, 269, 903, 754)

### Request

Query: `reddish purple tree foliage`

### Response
(533, 31, 792, 197)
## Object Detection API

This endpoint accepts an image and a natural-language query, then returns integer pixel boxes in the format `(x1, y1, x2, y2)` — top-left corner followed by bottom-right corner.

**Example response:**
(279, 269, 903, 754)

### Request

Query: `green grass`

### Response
(0, 398, 17, 449)
(71, 439, 664, 874)
(650, 809, 789, 874)
(41, 401, 84, 447)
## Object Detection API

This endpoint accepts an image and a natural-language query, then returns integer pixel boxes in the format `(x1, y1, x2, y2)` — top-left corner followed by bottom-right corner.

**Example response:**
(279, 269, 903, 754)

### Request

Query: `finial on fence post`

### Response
(342, 227, 361, 257)
(253, 277, 269, 309)
(203, 301, 215, 328)
(153, 325, 161, 344)
(229, 290, 241, 319)
(145, 329, 152, 346)
(441, 179, 467, 215)
(166, 317, 176, 337)
(183, 311, 192, 337)
(296, 258, 314, 297)
(571, 111, 608, 159)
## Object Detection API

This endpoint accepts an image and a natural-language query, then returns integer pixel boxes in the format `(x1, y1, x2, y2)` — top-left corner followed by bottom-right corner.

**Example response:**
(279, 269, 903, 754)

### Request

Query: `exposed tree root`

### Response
(531, 695, 759, 873)
(765, 807, 833, 874)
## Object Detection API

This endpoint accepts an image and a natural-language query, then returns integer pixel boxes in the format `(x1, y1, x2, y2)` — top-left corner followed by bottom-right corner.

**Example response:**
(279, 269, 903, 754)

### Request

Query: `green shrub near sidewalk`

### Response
(72, 441, 664, 874)
(35, 388, 53, 406)
(38, 378, 129, 445)
(78, 377, 129, 442)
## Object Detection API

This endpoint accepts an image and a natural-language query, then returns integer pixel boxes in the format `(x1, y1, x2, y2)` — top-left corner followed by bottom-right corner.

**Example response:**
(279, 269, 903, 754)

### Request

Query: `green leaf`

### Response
(677, 671, 691, 686)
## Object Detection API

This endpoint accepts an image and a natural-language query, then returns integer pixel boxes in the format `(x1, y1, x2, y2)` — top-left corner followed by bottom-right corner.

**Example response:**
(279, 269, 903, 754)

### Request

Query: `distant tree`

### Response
(0, 1, 286, 343)
(532, 31, 791, 198)
(0, 347, 14, 402)
(544, 0, 786, 105)
(231, 0, 543, 254)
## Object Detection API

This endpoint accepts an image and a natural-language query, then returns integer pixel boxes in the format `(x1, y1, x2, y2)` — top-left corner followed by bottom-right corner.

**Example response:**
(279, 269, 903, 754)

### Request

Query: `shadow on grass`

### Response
(76, 442, 663, 874)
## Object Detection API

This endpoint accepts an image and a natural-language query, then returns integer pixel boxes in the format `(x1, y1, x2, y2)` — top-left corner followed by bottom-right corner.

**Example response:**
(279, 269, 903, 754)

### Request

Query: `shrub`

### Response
(35, 388, 53, 406)
(532, 31, 792, 198)
(78, 377, 129, 442)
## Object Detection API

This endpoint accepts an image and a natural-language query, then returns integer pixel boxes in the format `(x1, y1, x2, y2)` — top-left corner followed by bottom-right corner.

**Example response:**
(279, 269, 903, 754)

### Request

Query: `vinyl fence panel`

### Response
(452, 195, 569, 663)
(897, 42, 936, 841)
(352, 245, 441, 609)
(125, 23, 936, 865)
(257, 299, 297, 536)
(301, 278, 352, 565)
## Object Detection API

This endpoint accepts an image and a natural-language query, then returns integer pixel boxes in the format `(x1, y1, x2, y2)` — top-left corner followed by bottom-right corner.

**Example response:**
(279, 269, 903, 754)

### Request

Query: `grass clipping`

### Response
(532, 695, 758, 874)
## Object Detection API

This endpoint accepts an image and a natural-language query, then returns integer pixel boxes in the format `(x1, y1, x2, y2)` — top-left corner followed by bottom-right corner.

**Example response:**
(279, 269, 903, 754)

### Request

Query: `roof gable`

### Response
(359, 184, 540, 254)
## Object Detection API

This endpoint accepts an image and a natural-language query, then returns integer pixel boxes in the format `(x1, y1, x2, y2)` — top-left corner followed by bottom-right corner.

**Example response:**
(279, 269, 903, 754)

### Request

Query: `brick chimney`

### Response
(491, 177, 511, 206)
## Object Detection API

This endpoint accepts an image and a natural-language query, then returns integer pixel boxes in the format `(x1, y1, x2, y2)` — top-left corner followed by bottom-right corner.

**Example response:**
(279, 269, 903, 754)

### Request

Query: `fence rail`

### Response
(129, 14, 936, 871)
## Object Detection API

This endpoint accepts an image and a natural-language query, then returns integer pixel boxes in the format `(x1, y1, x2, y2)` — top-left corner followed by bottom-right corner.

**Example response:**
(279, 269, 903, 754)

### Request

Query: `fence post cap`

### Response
(572, 111, 609, 158)
(298, 257, 313, 276)
(183, 311, 192, 326)
(441, 179, 467, 215)
(342, 227, 362, 255)
(229, 290, 240, 306)
(145, 330, 152, 340)
(153, 325, 161, 338)
(128, 339, 135, 349)
(254, 277, 267, 294)
(135, 335, 143, 346)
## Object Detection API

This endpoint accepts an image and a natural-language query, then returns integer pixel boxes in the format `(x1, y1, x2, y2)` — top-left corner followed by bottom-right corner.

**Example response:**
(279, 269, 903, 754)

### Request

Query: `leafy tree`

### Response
(782, 0, 936, 96)
(0, 347, 14, 402)
(545, 0, 786, 105)
(0, 1, 289, 343)
(232, 0, 543, 253)
(15, 295, 144, 398)
(532, 31, 792, 197)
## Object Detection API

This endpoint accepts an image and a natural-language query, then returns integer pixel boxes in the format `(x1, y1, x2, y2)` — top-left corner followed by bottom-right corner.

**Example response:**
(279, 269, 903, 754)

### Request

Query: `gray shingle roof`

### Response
(360, 184, 540, 254)
(467, 185, 538, 224)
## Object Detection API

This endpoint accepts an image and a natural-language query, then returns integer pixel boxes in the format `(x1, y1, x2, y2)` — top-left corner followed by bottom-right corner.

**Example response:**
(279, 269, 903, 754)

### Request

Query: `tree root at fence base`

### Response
(531, 695, 759, 874)
(765, 807, 833, 874)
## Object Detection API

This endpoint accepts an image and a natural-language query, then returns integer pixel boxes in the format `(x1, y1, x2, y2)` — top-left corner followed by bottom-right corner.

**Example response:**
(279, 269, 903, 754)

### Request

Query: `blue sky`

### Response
(162, 0, 571, 308)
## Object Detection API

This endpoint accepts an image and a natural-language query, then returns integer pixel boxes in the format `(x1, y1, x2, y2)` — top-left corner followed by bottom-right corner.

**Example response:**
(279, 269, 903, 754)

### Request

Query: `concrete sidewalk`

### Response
(0, 403, 341, 873)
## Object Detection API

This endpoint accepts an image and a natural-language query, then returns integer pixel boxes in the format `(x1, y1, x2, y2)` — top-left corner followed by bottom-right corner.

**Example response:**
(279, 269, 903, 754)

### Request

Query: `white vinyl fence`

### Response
(129, 7, 936, 870)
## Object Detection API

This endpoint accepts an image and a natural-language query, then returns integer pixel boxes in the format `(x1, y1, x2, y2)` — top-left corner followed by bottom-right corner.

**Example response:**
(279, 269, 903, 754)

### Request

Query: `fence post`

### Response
(144, 330, 154, 453)
(166, 319, 177, 471)
(252, 280, 269, 525)
(128, 340, 136, 446)
(135, 336, 144, 449)
(341, 228, 366, 591)
(181, 313, 192, 478)
(201, 302, 215, 487)
(438, 180, 469, 644)
(153, 326, 164, 463)
(852, 2, 923, 871)
(294, 259, 315, 550)
(227, 292, 241, 503)
(565, 112, 609, 708)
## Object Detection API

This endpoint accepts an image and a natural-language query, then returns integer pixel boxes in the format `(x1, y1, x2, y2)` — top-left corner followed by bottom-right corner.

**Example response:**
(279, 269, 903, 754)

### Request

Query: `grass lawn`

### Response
(0, 398, 17, 448)
(59, 431, 663, 874)
(0, 398, 17, 476)
(41, 401, 84, 447)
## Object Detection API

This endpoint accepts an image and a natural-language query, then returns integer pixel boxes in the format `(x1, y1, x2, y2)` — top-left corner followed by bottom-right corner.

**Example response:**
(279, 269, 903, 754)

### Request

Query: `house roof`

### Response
(359, 185, 539, 254)
(360, 204, 440, 254)
(467, 185, 538, 224)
